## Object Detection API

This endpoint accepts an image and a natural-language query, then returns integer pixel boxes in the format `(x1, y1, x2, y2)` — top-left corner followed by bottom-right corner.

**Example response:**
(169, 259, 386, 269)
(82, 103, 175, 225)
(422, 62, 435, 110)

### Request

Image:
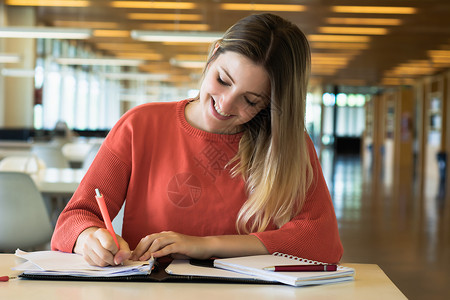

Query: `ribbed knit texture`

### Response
(51, 100, 343, 263)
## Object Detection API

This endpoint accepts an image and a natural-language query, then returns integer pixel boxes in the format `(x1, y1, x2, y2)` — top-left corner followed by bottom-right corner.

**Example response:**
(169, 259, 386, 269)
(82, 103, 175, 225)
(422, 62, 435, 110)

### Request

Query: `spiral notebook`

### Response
(214, 252, 355, 287)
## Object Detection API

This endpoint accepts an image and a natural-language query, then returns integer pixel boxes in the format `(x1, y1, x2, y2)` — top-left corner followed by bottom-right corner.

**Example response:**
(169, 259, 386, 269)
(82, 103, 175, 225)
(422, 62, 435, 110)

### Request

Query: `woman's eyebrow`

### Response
(247, 91, 270, 101)
(220, 66, 270, 101)
(220, 67, 235, 84)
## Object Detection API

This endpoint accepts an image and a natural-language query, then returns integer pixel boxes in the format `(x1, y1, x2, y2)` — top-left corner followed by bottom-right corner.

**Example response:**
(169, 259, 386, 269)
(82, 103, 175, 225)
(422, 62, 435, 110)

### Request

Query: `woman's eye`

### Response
(217, 76, 230, 86)
(245, 97, 257, 107)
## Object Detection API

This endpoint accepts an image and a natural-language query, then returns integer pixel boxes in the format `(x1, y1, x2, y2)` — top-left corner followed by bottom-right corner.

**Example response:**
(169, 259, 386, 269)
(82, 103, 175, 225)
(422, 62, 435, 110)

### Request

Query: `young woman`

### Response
(51, 13, 343, 267)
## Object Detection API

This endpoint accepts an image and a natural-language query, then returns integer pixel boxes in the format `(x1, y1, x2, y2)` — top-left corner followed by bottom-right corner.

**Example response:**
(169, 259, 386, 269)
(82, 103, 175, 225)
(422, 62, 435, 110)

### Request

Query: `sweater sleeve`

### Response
(51, 121, 132, 253)
(252, 137, 343, 264)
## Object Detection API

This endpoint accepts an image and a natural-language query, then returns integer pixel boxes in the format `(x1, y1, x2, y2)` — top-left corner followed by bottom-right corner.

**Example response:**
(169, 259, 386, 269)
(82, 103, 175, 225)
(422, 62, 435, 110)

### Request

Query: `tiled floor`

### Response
(321, 150, 450, 300)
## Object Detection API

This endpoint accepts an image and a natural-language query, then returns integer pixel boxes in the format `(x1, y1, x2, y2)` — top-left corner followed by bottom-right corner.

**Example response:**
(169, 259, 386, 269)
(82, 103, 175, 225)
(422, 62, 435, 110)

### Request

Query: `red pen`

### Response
(0, 276, 15, 282)
(263, 264, 338, 272)
(95, 188, 120, 249)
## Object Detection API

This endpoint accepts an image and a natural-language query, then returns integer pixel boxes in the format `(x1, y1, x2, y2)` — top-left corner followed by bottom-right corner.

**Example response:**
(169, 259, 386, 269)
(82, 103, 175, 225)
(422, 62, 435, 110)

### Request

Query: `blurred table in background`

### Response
(31, 167, 85, 226)
(32, 168, 84, 195)
(0, 141, 32, 159)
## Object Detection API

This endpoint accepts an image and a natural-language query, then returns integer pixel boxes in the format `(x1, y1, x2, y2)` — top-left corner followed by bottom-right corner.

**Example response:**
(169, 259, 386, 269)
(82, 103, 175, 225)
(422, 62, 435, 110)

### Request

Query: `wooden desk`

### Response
(31, 168, 84, 195)
(0, 254, 406, 300)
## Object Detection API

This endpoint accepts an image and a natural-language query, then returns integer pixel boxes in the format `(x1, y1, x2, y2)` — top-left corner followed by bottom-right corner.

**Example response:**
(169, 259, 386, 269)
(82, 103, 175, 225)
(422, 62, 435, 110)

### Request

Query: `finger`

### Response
(133, 235, 169, 261)
(144, 236, 178, 260)
(82, 250, 98, 266)
(87, 229, 116, 266)
(83, 238, 115, 266)
(114, 236, 131, 265)
(95, 228, 119, 254)
(132, 234, 161, 261)
(150, 243, 177, 258)
(86, 249, 110, 267)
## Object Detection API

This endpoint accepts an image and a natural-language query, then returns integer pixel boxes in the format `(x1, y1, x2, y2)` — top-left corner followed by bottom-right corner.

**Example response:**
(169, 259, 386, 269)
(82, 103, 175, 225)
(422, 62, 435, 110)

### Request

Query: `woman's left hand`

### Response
(130, 231, 211, 261)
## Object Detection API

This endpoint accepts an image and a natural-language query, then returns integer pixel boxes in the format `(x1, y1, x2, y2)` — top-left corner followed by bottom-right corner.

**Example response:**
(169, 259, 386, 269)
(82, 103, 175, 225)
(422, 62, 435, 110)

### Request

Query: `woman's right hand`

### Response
(74, 227, 131, 267)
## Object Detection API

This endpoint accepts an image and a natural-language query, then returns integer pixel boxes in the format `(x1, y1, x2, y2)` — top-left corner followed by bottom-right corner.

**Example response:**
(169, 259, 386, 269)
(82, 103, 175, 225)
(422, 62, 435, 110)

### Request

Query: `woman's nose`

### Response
(219, 92, 238, 113)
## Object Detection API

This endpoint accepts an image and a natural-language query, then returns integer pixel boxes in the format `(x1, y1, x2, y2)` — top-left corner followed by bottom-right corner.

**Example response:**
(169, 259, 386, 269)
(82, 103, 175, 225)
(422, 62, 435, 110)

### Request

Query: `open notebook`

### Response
(13, 249, 153, 277)
(13, 249, 265, 283)
(14, 250, 354, 286)
(214, 252, 355, 287)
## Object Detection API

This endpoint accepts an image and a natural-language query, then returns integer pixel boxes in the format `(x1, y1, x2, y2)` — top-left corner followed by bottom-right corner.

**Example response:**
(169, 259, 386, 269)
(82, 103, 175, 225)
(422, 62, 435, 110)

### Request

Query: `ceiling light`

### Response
(114, 52, 163, 60)
(54, 57, 143, 66)
(308, 35, 371, 43)
(311, 68, 339, 75)
(381, 78, 415, 86)
(220, 3, 306, 12)
(52, 21, 119, 29)
(140, 23, 210, 31)
(101, 72, 169, 81)
(161, 42, 211, 48)
(0, 27, 91, 39)
(111, 1, 197, 9)
(430, 57, 450, 64)
(331, 6, 417, 14)
(93, 30, 130, 38)
(6, 0, 90, 7)
(310, 42, 369, 50)
(95, 43, 152, 51)
(326, 17, 402, 26)
(131, 31, 223, 43)
(318, 27, 388, 35)
(312, 60, 349, 66)
(127, 13, 202, 21)
(428, 50, 450, 57)
(0, 53, 21, 63)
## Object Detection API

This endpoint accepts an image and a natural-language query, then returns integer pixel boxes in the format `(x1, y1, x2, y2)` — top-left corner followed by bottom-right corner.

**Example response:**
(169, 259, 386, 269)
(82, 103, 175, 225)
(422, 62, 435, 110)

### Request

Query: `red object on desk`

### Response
(263, 264, 338, 272)
(0, 276, 11, 282)
(95, 188, 120, 249)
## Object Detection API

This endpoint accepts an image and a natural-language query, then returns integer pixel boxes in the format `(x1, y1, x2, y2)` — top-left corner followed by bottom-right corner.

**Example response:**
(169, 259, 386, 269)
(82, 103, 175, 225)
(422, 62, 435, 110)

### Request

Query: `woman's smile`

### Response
(211, 97, 232, 119)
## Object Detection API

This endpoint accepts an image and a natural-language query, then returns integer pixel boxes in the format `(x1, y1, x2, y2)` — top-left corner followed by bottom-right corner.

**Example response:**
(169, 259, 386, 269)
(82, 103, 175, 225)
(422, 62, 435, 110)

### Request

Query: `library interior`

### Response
(0, 1, 449, 299)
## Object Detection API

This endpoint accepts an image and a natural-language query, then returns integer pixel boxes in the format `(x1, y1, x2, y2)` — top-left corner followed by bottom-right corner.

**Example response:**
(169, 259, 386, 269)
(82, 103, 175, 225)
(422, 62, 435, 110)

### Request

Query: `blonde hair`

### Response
(202, 13, 313, 233)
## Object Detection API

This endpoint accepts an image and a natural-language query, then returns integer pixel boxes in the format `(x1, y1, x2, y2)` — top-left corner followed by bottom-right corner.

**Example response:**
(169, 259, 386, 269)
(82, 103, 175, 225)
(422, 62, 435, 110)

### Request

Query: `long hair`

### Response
(202, 13, 313, 233)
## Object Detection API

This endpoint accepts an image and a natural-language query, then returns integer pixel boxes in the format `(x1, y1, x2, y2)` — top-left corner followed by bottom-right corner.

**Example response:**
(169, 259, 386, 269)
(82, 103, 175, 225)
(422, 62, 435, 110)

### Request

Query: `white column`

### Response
(1, 6, 36, 127)
(0, 3, 6, 126)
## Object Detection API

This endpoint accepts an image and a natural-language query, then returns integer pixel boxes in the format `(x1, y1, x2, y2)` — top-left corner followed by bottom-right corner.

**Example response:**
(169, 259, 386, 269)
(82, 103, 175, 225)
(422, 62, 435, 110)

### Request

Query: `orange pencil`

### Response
(95, 188, 120, 249)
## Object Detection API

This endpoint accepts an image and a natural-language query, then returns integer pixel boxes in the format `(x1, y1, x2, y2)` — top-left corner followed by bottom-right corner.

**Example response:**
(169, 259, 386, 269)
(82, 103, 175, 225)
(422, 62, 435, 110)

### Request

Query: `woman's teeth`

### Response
(214, 101, 231, 117)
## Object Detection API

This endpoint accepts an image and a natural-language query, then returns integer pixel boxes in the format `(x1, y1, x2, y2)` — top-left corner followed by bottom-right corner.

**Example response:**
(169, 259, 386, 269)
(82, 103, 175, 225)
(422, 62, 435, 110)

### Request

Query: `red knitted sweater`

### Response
(51, 100, 343, 263)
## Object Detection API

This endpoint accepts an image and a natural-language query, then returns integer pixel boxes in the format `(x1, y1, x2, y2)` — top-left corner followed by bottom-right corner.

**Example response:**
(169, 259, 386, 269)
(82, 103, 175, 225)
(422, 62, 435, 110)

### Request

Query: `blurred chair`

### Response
(62, 142, 93, 168)
(32, 144, 70, 168)
(0, 155, 46, 174)
(0, 172, 53, 252)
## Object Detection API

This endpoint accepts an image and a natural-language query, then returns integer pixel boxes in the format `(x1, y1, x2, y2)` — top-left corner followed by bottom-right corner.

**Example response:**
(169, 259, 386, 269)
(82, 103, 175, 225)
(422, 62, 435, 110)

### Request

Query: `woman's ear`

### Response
(205, 43, 220, 70)
(212, 42, 220, 56)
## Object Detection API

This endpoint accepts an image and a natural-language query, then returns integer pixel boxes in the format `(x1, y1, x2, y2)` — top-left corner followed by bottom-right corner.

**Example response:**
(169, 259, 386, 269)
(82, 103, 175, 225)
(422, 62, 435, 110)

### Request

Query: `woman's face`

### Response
(197, 51, 270, 134)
